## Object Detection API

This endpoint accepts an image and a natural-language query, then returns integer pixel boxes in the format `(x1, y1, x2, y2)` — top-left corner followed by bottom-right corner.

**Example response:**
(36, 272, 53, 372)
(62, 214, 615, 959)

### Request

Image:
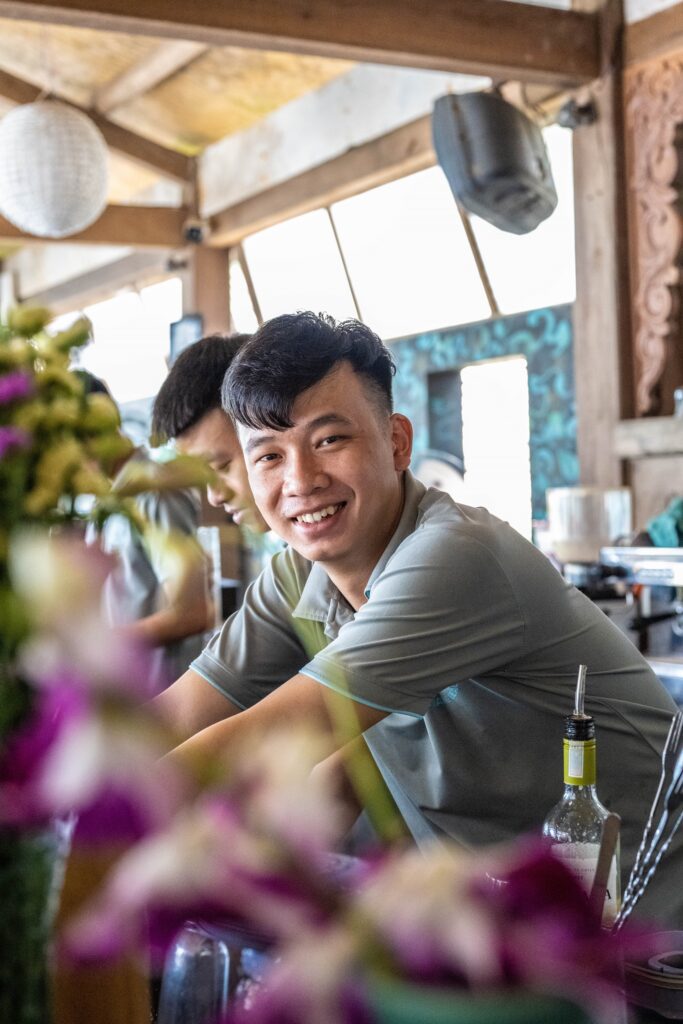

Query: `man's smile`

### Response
(289, 501, 347, 527)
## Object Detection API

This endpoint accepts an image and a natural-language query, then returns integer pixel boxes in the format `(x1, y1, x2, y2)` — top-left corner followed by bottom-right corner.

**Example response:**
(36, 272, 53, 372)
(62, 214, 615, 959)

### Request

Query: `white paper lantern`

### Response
(0, 100, 109, 238)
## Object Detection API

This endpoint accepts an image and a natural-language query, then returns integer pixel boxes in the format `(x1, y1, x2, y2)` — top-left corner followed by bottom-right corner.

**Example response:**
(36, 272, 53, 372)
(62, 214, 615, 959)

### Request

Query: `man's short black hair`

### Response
(76, 369, 113, 399)
(221, 312, 395, 431)
(151, 333, 250, 442)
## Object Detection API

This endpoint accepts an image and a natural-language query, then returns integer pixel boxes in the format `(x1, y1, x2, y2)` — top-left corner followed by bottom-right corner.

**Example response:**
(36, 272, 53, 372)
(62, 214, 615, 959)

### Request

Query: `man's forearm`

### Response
(165, 672, 387, 774)
(126, 598, 213, 648)
(151, 668, 241, 748)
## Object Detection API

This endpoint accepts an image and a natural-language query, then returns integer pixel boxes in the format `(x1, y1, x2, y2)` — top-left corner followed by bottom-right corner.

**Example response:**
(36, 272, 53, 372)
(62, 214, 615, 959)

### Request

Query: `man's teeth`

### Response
(296, 504, 340, 524)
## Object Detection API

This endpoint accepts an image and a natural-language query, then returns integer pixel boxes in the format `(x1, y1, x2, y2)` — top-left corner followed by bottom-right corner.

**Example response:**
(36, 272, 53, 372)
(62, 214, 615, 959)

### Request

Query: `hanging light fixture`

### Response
(0, 100, 109, 239)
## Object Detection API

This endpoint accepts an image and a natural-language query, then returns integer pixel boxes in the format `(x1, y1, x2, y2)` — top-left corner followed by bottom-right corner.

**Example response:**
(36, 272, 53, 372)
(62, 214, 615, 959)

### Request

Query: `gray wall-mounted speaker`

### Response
(432, 92, 558, 235)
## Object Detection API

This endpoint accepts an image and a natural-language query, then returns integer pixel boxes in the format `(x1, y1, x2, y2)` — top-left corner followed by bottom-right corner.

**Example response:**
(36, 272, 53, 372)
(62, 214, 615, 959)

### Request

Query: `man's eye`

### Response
(256, 452, 279, 464)
(214, 462, 231, 473)
(320, 435, 343, 446)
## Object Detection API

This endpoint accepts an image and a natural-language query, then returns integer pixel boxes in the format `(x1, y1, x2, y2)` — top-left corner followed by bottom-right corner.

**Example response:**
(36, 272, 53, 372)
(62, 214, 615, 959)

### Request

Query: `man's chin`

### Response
(285, 533, 346, 564)
(233, 510, 272, 536)
(227, 508, 245, 525)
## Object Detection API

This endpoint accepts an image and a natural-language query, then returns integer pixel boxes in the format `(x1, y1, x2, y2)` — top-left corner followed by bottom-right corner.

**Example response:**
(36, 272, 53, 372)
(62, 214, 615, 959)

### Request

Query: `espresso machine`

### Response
(544, 486, 633, 599)
(544, 488, 683, 704)
(599, 546, 683, 704)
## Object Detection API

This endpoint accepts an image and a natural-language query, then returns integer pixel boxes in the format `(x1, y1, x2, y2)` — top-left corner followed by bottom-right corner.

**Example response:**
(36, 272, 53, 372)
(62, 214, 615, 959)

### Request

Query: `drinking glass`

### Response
(157, 922, 231, 1024)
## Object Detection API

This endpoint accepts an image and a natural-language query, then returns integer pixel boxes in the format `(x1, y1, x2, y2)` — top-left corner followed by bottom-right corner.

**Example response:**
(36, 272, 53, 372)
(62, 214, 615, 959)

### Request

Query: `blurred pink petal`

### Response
(0, 681, 90, 824)
(0, 369, 34, 403)
(0, 425, 31, 458)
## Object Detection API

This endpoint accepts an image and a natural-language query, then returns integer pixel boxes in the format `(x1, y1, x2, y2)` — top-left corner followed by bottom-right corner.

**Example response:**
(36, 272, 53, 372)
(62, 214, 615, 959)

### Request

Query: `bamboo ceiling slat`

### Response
(0, 19, 154, 105)
(109, 48, 352, 154)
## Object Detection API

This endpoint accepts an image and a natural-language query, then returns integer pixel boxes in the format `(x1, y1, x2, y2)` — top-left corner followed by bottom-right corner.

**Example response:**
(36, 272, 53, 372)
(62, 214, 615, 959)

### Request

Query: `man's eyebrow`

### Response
(308, 413, 354, 431)
(244, 434, 276, 455)
(244, 413, 353, 455)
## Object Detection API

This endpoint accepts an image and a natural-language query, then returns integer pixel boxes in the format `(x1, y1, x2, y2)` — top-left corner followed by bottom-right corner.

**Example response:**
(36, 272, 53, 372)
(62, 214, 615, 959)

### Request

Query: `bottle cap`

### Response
(565, 714, 595, 741)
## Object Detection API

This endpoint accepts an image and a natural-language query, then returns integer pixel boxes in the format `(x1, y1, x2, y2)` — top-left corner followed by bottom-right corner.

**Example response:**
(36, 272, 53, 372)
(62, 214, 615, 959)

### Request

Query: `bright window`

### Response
(76, 277, 183, 404)
(331, 168, 490, 339)
(468, 125, 575, 314)
(242, 209, 358, 322)
(461, 356, 532, 539)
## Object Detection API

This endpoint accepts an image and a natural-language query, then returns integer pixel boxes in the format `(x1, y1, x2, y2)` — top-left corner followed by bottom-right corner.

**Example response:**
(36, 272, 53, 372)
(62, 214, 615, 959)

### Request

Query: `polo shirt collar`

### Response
(292, 470, 426, 637)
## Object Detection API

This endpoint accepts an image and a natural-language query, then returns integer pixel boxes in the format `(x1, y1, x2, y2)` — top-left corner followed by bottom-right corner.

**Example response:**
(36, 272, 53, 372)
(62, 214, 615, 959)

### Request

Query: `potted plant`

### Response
(0, 307, 211, 1023)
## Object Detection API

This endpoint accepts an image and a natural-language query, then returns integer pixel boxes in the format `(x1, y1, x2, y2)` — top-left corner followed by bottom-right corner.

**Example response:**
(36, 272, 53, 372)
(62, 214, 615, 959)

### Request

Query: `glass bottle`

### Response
(542, 667, 621, 927)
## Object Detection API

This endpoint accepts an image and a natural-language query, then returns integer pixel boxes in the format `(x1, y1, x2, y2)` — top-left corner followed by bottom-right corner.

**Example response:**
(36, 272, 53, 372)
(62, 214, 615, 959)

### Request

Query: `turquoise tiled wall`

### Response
(390, 304, 577, 521)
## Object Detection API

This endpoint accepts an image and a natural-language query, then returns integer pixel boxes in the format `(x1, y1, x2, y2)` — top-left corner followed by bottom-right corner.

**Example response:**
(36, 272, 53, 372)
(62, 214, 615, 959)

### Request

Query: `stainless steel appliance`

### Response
(600, 547, 683, 707)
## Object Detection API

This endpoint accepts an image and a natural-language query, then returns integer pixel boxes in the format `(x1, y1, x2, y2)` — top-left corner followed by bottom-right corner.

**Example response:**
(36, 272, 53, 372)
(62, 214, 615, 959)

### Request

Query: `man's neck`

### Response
(324, 474, 407, 612)
(327, 571, 370, 613)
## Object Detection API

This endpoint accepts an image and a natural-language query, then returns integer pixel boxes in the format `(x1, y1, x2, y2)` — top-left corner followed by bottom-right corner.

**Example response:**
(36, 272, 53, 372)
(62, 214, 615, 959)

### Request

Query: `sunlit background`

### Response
(54, 125, 575, 537)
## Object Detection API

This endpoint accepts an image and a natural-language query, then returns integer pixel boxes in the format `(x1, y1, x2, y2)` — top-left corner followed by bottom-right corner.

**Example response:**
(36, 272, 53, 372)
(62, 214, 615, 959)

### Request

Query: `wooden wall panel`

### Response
(627, 453, 683, 526)
(624, 53, 683, 416)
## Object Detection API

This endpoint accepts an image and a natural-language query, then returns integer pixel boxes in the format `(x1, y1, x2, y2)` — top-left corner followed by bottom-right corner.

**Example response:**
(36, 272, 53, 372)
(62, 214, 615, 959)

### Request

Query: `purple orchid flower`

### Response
(0, 425, 31, 458)
(73, 786, 162, 847)
(0, 661, 188, 842)
(12, 532, 161, 702)
(0, 679, 91, 825)
(0, 369, 34, 404)
(225, 924, 374, 1024)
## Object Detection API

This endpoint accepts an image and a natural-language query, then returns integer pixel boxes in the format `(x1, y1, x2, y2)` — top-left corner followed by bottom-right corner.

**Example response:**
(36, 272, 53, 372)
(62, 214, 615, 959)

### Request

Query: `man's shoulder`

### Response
(375, 489, 534, 594)
(405, 488, 510, 553)
(135, 483, 200, 525)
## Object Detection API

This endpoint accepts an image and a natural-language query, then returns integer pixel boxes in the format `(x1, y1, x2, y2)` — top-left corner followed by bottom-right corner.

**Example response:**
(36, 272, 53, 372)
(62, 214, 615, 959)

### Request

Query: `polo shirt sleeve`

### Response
(302, 523, 526, 717)
(191, 547, 315, 709)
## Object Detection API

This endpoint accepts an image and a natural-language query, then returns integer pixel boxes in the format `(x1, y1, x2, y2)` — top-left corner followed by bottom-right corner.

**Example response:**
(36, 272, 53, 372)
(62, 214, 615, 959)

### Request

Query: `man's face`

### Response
(177, 407, 268, 533)
(239, 362, 412, 578)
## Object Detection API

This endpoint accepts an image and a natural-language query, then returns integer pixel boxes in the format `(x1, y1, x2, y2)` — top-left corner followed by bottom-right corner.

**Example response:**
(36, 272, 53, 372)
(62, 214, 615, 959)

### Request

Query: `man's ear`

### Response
(390, 413, 413, 471)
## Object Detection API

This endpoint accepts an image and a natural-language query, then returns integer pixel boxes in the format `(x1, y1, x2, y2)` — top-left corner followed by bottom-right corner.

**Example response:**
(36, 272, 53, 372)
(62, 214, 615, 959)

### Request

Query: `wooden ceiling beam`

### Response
(0, 204, 187, 247)
(208, 114, 436, 248)
(0, 0, 600, 86)
(0, 67, 193, 183)
(625, 1, 683, 65)
(19, 249, 172, 311)
(94, 39, 209, 114)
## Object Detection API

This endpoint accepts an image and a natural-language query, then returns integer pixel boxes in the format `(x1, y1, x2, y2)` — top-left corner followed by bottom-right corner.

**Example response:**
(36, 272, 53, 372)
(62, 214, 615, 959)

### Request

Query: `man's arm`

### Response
(152, 667, 241, 744)
(166, 672, 386, 769)
(129, 488, 213, 647)
(124, 557, 213, 648)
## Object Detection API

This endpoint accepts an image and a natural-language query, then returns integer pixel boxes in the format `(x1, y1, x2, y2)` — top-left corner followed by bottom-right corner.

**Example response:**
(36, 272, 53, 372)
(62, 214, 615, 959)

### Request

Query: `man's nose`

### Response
(206, 483, 223, 508)
(283, 450, 327, 496)
(207, 481, 233, 508)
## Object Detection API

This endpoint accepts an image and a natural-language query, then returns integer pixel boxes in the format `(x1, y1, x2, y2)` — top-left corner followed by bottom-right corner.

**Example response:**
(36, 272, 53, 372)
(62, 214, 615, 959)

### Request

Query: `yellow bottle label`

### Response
(563, 738, 596, 785)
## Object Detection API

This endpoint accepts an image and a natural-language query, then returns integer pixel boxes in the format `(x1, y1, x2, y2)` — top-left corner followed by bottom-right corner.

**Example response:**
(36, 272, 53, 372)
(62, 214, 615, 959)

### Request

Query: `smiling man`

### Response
(156, 312, 681, 921)
(151, 333, 268, 533)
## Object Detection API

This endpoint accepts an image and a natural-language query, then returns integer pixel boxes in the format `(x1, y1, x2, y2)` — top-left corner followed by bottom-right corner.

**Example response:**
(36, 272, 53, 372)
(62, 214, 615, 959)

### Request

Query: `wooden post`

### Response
(182, 246, 231, 336)
(571, 0, 631, 487)
(54, 848, 151, 1024)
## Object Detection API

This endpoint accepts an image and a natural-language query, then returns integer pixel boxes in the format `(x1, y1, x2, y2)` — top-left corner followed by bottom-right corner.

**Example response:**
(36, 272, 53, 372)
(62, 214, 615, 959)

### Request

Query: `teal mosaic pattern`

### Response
(390, 305, 577, 521)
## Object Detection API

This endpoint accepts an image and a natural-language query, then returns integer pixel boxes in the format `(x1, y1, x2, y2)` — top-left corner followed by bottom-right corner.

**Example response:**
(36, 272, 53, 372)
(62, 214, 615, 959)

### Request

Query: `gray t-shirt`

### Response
(193, 471, 681, 921)
(96, 453, 206, 688)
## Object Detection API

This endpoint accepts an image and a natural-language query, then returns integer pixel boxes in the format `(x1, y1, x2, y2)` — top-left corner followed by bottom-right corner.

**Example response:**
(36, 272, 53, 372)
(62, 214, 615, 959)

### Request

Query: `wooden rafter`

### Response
(0, 67, 193, 183)
(626, 0, 683, 66)
(208, 114, 436, 247)
(0, 0, 600, 86)
(94, 39, 208, 114)
(0, 204, 187, 246)
(20, 250, 171, 312)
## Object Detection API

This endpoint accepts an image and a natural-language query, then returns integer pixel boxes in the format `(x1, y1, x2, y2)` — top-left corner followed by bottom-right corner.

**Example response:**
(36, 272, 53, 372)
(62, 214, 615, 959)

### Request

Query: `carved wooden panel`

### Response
(624, 55, 683, 415)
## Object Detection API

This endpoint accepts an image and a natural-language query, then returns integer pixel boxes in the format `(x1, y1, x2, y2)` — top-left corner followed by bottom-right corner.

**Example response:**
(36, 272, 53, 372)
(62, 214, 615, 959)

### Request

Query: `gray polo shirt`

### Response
(94, 451, 206, 689)
(193, 471, 681, 920)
